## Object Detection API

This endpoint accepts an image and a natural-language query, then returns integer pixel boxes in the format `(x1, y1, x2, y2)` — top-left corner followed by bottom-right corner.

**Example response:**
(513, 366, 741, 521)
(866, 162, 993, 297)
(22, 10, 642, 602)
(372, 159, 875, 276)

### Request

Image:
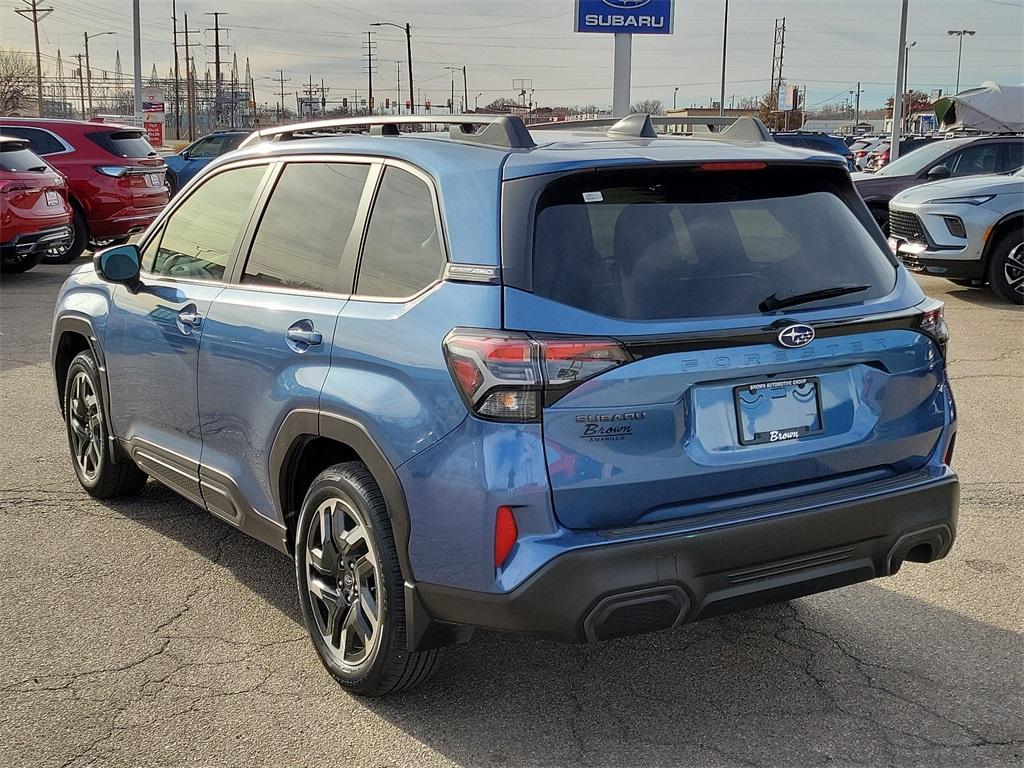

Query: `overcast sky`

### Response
(2, 0, 1022, 111)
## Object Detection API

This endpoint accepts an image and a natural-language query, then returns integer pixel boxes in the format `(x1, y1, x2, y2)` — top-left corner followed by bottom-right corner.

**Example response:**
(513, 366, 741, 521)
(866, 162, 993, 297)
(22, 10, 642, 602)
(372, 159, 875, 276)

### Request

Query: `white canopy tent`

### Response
(934, 82, 1024, 133)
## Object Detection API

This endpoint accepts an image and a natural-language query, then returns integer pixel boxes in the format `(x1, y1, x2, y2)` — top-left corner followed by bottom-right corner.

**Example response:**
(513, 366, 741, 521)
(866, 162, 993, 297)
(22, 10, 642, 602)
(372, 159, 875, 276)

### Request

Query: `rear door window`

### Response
(947, 143, 1001, 177)
(242, 162, 369, 292)
(0, 126, 65, 155)
(355, 166, 445, 298)
(531, 165, 896, 320)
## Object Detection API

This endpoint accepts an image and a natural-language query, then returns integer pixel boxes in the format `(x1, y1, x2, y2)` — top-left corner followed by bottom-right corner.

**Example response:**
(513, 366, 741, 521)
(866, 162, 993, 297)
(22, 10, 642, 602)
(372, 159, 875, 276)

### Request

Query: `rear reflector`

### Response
(494, 506, 518, 568)
(944, 432, 956, 466)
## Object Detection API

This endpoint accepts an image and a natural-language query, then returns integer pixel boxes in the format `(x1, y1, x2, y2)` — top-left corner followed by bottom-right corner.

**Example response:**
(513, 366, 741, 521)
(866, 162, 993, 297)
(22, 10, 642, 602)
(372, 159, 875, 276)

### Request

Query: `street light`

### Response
(673, 86, 679, 110)
(371, 21, 414, 114)
(83, 31, 115, 114)
(475, 92, 482, 111)
(948, 30, 975, 95)
(904, 40, 916, 95)
(718, 0, 729, 117)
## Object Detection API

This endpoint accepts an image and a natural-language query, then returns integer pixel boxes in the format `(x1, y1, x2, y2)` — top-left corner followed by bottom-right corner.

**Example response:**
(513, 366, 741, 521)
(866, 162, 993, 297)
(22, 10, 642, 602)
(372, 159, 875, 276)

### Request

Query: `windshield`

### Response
(875, 140, 959, 177)
(531, 165, 897, 320)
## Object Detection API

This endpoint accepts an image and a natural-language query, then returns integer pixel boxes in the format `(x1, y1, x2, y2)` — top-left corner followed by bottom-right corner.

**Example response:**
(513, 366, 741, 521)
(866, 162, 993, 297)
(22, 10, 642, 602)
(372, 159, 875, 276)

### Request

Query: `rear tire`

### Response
(986, 231, 1024, 305)
(42, 208, 87, 265)
(295, 462, 441, 696)
(63, 351, 148, 498)
(869, 205, 890, 236)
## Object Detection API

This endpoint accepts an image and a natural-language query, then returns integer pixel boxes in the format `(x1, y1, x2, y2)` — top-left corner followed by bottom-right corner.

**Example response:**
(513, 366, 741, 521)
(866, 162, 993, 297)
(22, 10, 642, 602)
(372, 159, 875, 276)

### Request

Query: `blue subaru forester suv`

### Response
(52, 114, 959, 696)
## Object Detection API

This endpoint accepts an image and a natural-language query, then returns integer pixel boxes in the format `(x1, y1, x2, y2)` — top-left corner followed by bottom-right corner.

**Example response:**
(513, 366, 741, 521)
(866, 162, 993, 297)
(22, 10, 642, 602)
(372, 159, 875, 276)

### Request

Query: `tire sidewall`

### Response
(988, 232, 1024, 304)
(63, 352, 111, 491)
(42, 208, 87, 265)
(294, 468, 403, 692)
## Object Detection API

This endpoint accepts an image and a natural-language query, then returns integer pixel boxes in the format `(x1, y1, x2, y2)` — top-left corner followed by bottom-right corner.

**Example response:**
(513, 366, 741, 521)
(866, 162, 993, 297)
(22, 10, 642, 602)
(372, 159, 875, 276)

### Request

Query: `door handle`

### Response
(176, 305, 202, 335)
(286, 320, 322, 349)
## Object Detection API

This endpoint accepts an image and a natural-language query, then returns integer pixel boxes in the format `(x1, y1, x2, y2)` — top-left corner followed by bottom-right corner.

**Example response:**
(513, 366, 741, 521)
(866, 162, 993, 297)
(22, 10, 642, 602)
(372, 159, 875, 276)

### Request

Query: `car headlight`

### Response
(923, 194, 995, 205)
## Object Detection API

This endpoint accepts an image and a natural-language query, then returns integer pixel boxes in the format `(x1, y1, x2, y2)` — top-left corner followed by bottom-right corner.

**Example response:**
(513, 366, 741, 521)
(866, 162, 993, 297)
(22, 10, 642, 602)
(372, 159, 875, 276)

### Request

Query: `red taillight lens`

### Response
(917, 301, 949, 357)
(494, 506, 518, 568)
(943, 432, 956, 466)
(443, 329, 630, 422)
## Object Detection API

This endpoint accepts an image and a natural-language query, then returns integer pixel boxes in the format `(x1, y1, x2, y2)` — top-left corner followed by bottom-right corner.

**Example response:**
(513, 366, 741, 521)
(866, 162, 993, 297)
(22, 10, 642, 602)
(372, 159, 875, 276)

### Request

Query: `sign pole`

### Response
(612, 33, 632, 117)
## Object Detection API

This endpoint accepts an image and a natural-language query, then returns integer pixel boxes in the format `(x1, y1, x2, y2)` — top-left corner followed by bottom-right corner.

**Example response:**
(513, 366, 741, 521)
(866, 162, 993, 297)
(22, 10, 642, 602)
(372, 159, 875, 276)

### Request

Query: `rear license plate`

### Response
(45, 190, 60, 206)
(735, 377, 823, 445)
(146, 173, 163, 187)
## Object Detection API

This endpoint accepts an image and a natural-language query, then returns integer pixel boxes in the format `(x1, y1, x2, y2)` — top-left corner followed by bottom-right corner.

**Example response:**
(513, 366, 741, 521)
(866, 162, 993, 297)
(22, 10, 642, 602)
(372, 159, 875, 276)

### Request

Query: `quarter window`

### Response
(149, 165, 266, 280)
(356, 167, 445, 298)
(947, 144, 1001, 177)
(243, 162, 369, 292)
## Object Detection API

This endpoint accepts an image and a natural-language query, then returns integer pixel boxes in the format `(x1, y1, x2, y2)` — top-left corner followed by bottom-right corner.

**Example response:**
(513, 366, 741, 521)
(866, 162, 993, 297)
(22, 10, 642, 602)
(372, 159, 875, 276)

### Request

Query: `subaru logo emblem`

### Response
(602, 0, 651, 8)
(778, 324, 815, 348)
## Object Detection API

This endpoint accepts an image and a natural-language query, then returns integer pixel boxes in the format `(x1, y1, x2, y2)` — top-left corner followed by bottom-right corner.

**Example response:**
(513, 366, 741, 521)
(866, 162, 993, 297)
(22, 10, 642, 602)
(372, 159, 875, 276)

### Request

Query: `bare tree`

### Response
(630, 99, 665, 115)
(0, 50, 34, 115)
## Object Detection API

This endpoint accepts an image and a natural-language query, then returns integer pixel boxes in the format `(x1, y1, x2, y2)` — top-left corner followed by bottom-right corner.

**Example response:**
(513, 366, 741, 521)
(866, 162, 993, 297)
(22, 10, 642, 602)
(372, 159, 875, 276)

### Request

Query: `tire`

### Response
(63, 351, 148, 498)
(869, 205, 890, 236)
(166, 173, 178, 198)
(986, 230, 1024, 305)
(295, 462, 441, 696)
(42, 208, 88, 264)
(0, 250, 43, 274)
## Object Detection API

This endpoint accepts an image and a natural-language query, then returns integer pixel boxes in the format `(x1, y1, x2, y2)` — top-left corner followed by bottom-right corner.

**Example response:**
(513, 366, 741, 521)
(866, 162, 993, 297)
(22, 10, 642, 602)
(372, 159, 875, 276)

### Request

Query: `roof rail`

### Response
(530, 113, 773, 142)
(237, 114, 536, 150)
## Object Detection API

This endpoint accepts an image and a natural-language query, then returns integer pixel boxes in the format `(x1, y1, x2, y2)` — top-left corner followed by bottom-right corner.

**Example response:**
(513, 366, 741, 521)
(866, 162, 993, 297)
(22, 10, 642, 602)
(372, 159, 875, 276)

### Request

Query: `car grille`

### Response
(889, 210, 927, 244)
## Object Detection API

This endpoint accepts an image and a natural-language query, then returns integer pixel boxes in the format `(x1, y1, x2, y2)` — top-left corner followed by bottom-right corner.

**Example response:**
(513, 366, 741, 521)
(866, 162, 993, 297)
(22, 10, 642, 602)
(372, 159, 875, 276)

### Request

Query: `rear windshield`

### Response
(87, 130, 157, 159)
(531, 165, 896, 320)
(0, 145, 47, 172)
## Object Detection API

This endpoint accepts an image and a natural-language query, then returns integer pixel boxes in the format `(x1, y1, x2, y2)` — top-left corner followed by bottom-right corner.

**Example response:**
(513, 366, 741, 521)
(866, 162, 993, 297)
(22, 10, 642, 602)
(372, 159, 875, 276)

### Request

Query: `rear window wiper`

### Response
(26, 165, 48, 172)
(759, 284, 871, 312)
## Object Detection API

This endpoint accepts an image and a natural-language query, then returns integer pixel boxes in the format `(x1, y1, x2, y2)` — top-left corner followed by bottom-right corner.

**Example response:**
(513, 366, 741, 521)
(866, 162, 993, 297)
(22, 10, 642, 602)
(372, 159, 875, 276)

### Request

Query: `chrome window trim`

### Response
(0, 125, 75, 156)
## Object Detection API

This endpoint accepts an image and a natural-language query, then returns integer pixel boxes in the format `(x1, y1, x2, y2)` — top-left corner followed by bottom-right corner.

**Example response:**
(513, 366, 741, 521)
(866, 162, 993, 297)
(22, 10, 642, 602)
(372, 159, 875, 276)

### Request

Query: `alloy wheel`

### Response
(304, 496, 382, 667)
(1004, 242, 1024, 297)
(68, 371, 102, 481)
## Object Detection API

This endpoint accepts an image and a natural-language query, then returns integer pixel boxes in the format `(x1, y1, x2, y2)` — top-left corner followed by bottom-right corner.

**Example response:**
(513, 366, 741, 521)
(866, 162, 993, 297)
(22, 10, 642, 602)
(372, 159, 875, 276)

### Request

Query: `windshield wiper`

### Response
(759, 284, 871, 312)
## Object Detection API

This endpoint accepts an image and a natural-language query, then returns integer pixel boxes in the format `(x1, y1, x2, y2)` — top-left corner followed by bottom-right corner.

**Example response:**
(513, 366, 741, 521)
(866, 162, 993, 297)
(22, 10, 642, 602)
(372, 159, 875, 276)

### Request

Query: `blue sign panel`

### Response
(574, 0, 674, 34)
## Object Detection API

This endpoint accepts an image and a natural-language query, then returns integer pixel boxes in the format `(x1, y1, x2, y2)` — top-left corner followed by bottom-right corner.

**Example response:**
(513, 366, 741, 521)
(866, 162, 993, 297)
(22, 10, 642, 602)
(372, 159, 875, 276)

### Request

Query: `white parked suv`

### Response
(888, 168, 1024, 303)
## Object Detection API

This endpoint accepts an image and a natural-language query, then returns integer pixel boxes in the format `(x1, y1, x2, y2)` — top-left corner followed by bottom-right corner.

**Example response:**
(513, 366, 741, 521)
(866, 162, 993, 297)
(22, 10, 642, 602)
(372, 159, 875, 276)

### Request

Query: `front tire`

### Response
(63, 351, 148, 497)
(987, 231, 1024, 305)
(869, 205, 890, 236)
(295, 462, 441, 696)
(43, 208, 88, 264)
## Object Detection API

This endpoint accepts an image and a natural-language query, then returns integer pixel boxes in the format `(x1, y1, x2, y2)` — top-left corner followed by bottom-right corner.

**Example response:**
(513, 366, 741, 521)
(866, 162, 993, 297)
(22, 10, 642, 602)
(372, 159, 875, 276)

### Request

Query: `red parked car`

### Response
(0, 136, 72, 274)
(0, 118, 168, 263)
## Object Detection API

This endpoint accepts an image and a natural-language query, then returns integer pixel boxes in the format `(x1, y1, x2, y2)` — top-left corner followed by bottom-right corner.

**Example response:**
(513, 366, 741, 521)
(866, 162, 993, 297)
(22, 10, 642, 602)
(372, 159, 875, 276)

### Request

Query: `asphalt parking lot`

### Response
(1, 262, 1021, 768)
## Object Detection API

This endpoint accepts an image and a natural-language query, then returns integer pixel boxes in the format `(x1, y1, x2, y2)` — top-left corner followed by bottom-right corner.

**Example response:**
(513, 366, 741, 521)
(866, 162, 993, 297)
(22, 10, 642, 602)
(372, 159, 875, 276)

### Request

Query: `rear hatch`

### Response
(499, 162, 948, 531)
(0, 140, 69, 226)
(86, 128, 167, 208)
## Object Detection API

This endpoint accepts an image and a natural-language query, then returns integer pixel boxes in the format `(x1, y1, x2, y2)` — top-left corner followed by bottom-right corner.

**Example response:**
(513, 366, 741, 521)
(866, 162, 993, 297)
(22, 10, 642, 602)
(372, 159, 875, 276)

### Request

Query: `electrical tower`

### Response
(205, 11, 229, 127)
(273, 69, 290, 122)
(769, 17, 786, 116)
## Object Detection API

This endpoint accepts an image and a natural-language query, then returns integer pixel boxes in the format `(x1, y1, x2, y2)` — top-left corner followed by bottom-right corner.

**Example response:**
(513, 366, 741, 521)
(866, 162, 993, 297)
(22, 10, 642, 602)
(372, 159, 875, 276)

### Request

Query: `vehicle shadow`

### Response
(100, 483, 1024, 768)
(944, 285, 1021, 311)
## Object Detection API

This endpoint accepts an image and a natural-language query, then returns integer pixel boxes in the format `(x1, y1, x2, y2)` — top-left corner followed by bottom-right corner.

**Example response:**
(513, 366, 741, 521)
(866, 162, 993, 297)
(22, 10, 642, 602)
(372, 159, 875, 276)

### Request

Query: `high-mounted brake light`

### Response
(698, 161, 767, 172)
(443, 329, 630, 422)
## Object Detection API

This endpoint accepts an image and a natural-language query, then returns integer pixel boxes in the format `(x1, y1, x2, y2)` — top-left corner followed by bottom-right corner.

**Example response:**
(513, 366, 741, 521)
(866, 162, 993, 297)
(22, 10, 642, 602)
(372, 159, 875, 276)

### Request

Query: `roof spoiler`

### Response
(532, 113, 774, 142)
(238, 114, 537, 150)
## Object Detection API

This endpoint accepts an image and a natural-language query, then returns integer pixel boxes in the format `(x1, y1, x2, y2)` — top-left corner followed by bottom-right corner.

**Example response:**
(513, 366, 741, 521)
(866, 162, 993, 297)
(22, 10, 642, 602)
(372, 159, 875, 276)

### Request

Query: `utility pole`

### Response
(462, 66, 468, 116)
(182, 12, 200, 140)
(273, 69, 289, 123)
(364, 31, 376, 114)
(172, 0, 181, 139)
(718, 0, 729, 117)
(396, 61, 401, 114)
(83, 32, 114, 116)
(14, 0, 54, 117)
(370, 22, 413, 114)
(132, 0, 142, 117)
(321, 77, 327, 116)
(948, 29, 975, 95)
(206, 12, 228, 126)
(851, 81, 862, 128)
(73, 53, 86, 118)
(890, 0, 909, 162)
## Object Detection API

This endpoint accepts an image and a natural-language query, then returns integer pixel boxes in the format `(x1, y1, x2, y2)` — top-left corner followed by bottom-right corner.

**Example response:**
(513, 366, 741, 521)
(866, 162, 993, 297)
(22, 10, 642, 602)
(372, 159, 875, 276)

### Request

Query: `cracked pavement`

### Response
(1, 264, 1021, 768)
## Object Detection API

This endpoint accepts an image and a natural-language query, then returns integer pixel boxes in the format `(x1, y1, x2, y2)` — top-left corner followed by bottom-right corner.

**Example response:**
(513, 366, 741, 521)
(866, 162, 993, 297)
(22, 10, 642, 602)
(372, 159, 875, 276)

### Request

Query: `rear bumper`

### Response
(88, 206, 163, 240)
(414, 470, 959, 644)
(1, 224, 73, 261)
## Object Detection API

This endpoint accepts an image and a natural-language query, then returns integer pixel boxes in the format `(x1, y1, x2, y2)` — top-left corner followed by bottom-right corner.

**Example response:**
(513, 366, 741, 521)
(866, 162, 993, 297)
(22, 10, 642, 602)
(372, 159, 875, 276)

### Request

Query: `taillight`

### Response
(916, 300, 949, 358)
(443, 329, 631, 422)
(699, 161, 767, 172)
(0, 180, 38, 194)
(95, 165, 130, 178)
(943, 432, 957, 466)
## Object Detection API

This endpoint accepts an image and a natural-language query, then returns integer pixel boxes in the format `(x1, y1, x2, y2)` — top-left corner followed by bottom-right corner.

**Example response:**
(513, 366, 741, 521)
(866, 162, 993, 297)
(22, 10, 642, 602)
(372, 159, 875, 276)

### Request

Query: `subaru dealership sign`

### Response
(575, 0, 674, 34)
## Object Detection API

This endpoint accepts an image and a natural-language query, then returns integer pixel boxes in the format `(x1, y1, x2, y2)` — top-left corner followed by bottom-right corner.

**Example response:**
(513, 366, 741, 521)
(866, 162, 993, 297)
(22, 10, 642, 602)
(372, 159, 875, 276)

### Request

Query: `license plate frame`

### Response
(45, 190, 61, 207)
(734, 376, 824, 446)
(146, 173, 163, 188)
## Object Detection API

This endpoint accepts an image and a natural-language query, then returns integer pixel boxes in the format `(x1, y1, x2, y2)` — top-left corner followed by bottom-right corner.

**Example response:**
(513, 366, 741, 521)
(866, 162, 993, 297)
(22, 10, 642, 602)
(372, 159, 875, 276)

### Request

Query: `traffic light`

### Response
(343, 97, 348, 111)
(425, 98, 431, 111)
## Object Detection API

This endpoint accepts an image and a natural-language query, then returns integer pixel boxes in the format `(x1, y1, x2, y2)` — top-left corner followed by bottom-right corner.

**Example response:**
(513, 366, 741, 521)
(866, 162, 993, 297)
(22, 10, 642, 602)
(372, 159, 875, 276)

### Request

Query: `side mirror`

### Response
(94, 243, 142, 292)
(928, 164, 952, 180)
(180, 150, 191, 160)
